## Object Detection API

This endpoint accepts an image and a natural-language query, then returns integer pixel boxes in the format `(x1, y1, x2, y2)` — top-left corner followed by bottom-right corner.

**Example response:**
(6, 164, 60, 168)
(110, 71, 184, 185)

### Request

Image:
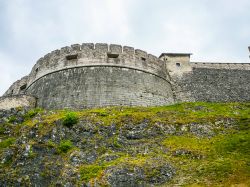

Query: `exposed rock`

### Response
(105, 158, 175, 186)
(189, 123, 214, 137)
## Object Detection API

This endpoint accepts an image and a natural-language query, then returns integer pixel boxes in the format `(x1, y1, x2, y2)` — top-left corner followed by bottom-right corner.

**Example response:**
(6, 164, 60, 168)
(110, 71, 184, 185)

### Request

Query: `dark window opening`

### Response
(20, 84, 27, 91)
(107, 53, 119, 58)
(141, 57, 146, 61)
(66, 54, 78, 60)
(35, 68, 38, 73)
(176, 63, 181, 67)
(11, 90, 14, 94)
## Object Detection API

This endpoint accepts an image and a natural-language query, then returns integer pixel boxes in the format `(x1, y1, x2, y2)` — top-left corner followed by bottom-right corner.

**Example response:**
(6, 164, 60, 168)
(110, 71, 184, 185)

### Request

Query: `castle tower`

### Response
(2, 43, 175, 109)
(159, 53, 192, 76)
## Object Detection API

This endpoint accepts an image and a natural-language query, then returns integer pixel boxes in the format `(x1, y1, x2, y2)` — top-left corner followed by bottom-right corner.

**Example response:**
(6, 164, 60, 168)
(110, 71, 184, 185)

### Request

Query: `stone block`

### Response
(110, 44, 122, 54)
(123, 46, 134, 56)
(95, 43, 108, 52)
(81, 43, 94, 49)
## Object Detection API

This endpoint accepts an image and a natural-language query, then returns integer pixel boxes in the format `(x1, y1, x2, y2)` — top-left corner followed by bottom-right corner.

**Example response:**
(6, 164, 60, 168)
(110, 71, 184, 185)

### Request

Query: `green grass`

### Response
(214, 131, 250, 157)
(76, 102, 250, 126)
(33, 102, 250, 128)
(0, 127, 5, 134)
(79, 164, 104, 182)
(163, 131, 250, 185)
(0, 138, 16, 150)
(24, 108, 43, 119)
(8, 116, 17, 123)
(163, 135, 212, 154)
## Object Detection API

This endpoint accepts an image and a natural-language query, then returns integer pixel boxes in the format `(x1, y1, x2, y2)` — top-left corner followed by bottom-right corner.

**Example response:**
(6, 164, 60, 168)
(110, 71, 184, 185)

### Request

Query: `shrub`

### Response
(25, 108, 43, 119)
(0, 138, 15, 150)
(0, 127, 5, 134)
(62, 112, 79, 127)
(8, 116, 17, 123)
(57, 140, 73, 153)
(47, 140, 56, 148)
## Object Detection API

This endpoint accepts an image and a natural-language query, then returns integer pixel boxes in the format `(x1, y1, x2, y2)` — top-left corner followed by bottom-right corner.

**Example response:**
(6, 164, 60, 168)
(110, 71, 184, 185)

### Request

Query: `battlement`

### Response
(191, 62, 250, 70)
(27, 43, 167, 87)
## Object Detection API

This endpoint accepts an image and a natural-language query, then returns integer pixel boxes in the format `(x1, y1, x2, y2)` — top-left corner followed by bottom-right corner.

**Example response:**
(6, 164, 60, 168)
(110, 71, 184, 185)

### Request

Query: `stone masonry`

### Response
(1, 43, 250, 109)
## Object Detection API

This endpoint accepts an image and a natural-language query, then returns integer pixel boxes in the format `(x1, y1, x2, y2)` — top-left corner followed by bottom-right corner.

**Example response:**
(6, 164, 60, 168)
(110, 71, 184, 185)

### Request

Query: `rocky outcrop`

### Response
(0, 102, 249, 186)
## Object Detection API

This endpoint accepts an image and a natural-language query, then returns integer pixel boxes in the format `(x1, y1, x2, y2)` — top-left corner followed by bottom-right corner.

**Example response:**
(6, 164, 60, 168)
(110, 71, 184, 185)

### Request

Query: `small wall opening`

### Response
(20, 84, 27, 91)
(107, 53, 119, 58)
(35, 68, 39, 73)
(176, 63, 181, 67)
(141, 57, 146, 61)
(66, 54, 78, 60)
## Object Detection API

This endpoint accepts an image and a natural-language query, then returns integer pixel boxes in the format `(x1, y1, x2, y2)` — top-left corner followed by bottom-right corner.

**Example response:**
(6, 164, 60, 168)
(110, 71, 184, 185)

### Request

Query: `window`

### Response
(66, 54, 78, 60)
(176, 63, 181, 67)
(107, 53, 119, 58)
(141, 57, 146, 61)
(20, 84, 27, 91)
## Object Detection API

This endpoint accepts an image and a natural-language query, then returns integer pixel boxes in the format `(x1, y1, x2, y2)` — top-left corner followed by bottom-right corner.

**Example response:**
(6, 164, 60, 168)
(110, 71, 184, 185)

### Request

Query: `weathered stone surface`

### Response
(0, 95, 36, 110)
(2, 43, 250, 109)
(26, 67, 174, 109)
(105, 159, 175, 186)
(171, 68, 250, 102)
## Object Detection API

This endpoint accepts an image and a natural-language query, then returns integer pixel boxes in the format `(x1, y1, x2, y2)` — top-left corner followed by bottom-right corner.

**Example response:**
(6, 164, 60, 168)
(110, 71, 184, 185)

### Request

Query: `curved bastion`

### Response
(3, 43, 249, 110)
(5, 43, 175, 109)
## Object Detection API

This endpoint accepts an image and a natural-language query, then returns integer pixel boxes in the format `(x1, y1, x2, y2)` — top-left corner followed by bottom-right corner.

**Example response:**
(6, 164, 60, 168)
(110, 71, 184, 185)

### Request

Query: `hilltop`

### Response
(0, 102, 249, 186)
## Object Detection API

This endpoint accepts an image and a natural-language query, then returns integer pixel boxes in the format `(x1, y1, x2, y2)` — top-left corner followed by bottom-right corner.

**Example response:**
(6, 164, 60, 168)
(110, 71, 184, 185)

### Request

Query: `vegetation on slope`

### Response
(0, 102, 249, 186)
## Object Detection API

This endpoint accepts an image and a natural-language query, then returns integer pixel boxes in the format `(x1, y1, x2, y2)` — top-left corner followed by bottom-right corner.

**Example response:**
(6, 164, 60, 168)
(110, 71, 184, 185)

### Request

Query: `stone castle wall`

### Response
(27, 67, 174, 109)
(23, 43, 174, 109)
(169, 62, 250, 102)
(2, 43, 250, 110)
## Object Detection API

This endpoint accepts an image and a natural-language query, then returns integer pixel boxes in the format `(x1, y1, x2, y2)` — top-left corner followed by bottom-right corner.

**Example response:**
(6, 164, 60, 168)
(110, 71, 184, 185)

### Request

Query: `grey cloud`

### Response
(0, 0, 249, 95)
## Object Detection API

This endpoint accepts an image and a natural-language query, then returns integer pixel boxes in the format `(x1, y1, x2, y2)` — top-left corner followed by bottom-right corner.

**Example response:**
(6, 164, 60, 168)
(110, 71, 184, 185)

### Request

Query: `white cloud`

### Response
(0, 52, 28, 95)
(0, 0, 250, 95)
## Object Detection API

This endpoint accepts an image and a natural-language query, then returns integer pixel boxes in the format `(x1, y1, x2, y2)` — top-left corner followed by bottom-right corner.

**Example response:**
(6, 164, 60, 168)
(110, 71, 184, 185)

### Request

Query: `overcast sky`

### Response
(0, 0, 250, 95)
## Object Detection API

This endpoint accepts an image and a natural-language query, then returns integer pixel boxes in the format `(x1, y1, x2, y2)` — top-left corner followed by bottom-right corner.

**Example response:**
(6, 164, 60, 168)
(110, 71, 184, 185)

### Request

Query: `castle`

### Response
(1, 43, 250, 110)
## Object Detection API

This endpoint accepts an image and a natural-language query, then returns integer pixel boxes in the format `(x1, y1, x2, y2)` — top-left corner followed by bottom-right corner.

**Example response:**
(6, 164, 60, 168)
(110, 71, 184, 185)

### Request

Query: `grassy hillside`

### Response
(0, 102, 249, 186)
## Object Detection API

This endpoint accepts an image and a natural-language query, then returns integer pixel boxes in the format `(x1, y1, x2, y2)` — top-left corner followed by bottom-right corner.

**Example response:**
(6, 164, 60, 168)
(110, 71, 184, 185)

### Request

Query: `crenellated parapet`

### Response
(27, 43, 168, 87)
(191, 62, 250, 70)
